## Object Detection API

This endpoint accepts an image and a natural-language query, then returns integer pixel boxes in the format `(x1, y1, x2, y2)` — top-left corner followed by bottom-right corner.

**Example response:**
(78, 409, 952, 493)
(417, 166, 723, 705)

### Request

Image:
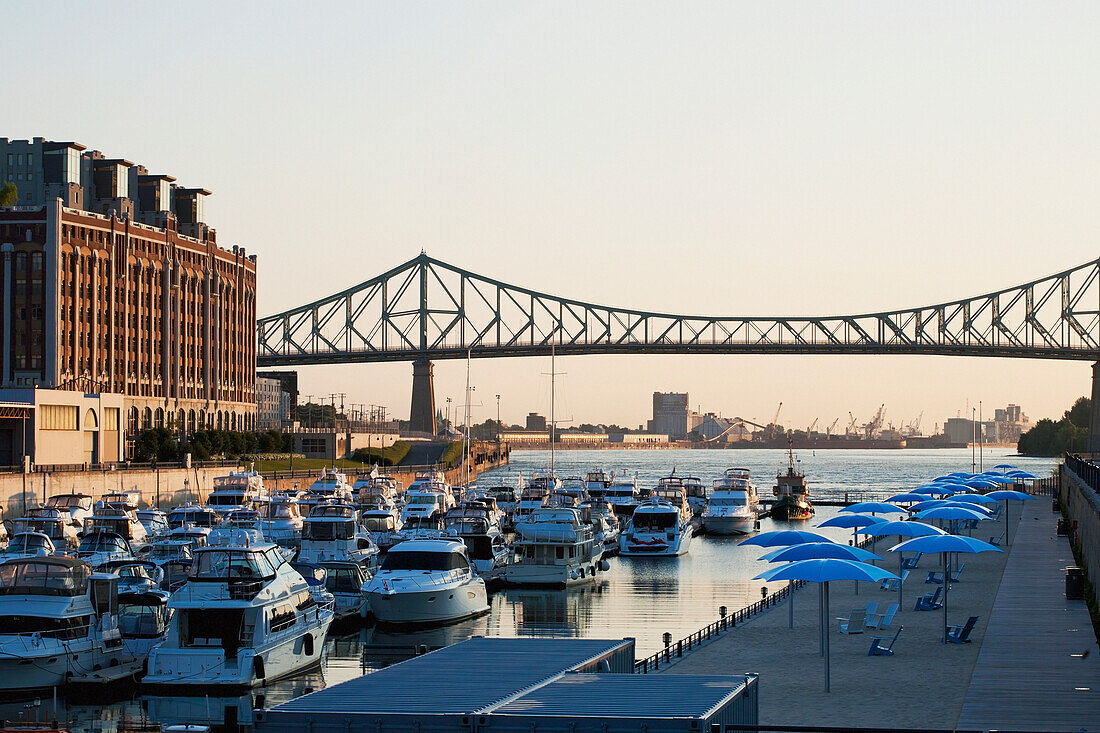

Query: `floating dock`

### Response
(254, 637, 758, 733)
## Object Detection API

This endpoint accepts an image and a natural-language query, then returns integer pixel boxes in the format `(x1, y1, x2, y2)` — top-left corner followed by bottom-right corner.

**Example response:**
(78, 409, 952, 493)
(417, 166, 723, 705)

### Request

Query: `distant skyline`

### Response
(5, 1, 1096, 429)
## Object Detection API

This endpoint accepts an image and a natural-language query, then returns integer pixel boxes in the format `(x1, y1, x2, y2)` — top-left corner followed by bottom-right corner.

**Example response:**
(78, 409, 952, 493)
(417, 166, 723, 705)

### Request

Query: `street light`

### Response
(445, 397, 452, 435)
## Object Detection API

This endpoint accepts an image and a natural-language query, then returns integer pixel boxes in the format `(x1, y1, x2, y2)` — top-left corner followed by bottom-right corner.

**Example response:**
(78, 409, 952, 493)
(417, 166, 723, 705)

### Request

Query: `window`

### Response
(40, 405, 78, 431)
(31, 252, 43, 272)
(104, 408, 119, 431)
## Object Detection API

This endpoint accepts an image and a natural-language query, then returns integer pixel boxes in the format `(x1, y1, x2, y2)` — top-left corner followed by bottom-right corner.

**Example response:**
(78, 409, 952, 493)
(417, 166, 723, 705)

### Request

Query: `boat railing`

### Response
(0, 622, 94, 646)
(375, 568, 470, 590)
(267, 596, 335, 640)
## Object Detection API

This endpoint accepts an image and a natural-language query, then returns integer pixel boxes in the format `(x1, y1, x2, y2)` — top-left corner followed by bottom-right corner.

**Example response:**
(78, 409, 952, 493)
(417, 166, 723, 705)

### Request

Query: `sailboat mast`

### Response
(550, 341, 556, 477)
(464, 349, 472, 487)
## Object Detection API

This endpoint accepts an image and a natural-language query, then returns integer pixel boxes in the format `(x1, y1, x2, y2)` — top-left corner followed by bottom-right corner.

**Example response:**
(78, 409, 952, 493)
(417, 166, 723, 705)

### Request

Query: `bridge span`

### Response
(257, 253, 1100, 437)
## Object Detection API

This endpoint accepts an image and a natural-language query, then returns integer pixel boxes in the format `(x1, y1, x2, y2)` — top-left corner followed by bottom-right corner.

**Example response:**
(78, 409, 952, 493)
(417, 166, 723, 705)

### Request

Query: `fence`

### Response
(1059, 453, 1100, 609)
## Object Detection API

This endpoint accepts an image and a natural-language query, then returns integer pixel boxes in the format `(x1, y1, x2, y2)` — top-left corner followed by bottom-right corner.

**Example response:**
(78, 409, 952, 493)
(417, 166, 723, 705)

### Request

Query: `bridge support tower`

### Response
(410, 359, 438, 434)
(1089, 362, 1100, 453)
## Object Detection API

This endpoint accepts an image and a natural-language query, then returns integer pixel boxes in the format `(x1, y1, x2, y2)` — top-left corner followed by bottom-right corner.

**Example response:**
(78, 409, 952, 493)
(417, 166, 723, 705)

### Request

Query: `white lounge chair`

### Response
(867, 602, 899, 629)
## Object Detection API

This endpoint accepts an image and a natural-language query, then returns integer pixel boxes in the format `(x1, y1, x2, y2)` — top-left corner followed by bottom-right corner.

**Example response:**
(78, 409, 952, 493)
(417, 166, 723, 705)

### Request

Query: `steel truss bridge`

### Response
(259, 253, 1100, 366)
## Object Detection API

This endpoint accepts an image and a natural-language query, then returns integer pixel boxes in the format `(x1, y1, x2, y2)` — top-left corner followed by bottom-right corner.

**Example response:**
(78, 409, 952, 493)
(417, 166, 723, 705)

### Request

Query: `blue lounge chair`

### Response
(914, 585, 943, 611)
(901, 552, 923, 570)
(988, 532, 1004, 547)
(868, 626, 903, 656)
(881, 569, 909, 591)
(946, 616, 979, 644)
(925, 570, 943, 585)
(867, 603, 899, 629)
(949, 563, 966, 582)
(836, 610, 867, 634)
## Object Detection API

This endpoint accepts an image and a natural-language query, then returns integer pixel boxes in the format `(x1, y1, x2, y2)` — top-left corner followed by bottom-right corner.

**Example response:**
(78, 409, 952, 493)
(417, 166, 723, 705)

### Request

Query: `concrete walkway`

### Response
(664, 501, 1100, 729)
(956, 499, 1100, 731)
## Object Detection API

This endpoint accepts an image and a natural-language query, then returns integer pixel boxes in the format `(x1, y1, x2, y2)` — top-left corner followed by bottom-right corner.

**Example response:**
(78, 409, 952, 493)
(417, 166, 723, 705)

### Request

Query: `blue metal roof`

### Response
(267, 637, 633, 716)
(491, 672, 751, 718)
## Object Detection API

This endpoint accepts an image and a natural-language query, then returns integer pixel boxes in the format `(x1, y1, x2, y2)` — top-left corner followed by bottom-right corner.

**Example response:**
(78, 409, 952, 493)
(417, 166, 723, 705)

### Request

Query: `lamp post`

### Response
(495, 394, 501, 461)
(445, 397, 452, 435)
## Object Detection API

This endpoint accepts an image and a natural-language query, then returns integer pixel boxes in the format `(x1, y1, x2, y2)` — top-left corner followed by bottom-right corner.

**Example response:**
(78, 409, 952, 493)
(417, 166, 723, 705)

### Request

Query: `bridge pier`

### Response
(409, 359, 438, 435)
(1089, 362, 1100, 453)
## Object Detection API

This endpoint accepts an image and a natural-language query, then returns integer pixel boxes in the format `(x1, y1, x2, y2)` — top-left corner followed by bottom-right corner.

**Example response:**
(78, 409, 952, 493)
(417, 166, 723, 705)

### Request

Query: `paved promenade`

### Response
(666, 500, 1100, 730)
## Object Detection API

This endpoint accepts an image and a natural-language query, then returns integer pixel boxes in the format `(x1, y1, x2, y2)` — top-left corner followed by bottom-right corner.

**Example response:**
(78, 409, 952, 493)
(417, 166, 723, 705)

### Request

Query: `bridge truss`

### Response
(257, 253, 1100, 366)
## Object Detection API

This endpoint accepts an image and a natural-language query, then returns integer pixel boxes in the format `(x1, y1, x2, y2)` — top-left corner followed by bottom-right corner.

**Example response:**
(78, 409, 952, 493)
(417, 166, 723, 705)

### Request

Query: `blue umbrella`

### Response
(886, 493, 927, 503)
(860, 519, 946, 606)
(914, 485, 955, 496)
(1007, 470, 1038, 479)
(739, 530, 833, 547)
(947, 472, 974, 479)
(754, 559, 898, 692)
(932, 475, 956, 482)
(986, 489, 1037, 545)
(914, 506, 992, 523)
(964, 478, 1000, 489)
(993, 463, 1016, 471)
(816, 514, 887, 529)
(889, 535, 1002, 643)
(840, 502, 907, 515)
(909, 499, 951, 513)
(938, 501, 994, 514)
(760, 543, 881, 563)
(988, 475, 1018, 484)
(952, 493, 999, 505)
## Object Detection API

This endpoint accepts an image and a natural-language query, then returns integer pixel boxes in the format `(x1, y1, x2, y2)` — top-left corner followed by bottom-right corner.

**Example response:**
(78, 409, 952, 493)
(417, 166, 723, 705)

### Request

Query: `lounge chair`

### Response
(867, 603, 899, 629)
(949, 563, 966, 582)
(946, 616, 979, 644)
(914, 586, 943, 611)
(868, 625, 904, 656)
(925, 570, 943, 585)
(881, 569, 909, 591)
(901, 552, 923, 570)
(863, 602, 879, 619)
(836, 610, 867, 634)
(988, 532, 1004, 547)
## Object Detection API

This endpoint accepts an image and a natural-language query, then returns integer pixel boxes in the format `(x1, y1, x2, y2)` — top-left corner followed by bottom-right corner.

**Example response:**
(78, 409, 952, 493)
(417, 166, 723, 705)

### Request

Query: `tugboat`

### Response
(770, 442, 814, 520)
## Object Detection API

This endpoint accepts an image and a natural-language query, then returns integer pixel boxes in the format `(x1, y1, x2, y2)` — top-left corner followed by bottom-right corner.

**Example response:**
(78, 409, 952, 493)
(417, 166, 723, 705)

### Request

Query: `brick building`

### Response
(0, 137, 256, 463)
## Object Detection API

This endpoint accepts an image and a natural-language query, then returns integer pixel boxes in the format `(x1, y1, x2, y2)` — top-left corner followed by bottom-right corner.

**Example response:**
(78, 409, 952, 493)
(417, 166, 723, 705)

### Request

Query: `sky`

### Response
(4, 2, 1098, 430)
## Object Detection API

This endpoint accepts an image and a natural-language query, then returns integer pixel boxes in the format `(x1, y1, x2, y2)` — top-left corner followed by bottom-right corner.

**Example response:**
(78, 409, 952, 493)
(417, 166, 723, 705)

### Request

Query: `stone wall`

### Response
(1060, 463, 1100, 606)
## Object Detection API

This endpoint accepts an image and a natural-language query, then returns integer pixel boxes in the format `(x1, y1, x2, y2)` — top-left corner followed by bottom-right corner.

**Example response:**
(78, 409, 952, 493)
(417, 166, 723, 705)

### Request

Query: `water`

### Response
(1, 447, 1054, 731)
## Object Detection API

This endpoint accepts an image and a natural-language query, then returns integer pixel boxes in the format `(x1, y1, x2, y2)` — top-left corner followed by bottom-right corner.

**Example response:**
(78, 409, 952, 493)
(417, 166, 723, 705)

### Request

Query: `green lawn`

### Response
(251, 457, 370, 473)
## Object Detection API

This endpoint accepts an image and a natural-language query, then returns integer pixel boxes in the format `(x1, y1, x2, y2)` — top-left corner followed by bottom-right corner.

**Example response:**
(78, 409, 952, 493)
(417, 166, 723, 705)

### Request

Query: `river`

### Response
(0, 447, 1056, 731)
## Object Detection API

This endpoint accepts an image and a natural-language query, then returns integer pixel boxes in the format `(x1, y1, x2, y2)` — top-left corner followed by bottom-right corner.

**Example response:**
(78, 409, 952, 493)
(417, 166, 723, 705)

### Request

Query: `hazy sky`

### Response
(5, 2, 1098, 430)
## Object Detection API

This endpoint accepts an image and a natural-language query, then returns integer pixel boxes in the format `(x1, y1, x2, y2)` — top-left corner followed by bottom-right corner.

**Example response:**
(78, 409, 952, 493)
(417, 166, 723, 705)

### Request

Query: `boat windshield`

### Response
(380, 551, 467, 572)
(323, 565, 363, 594)
(47, 495, 89, 509)
(710, 496, 747, 507)
(261, 503, 295, 519)
(191, 550, 274, 581)
(207, 493, 248, 507)
(361, 515, 395, 532)
(404, 516, 441, 529)
(114, 564, 157, 582)
(79, 533, 128, 554)
(169, 510, 218, 528)
(407, 494, 439, 506)
(118, 601, 165, 637)
(310, 505, 354, 519)
(606, 486, 635, 497)
(303, 520, 356, 541)
(632, 512, 677, 531)
(150, 543, 191, 560)
(488, 489, 516, 501)
(15, 519, 61, 537)
(6, 534, 51, 554)
(0, 561, 90, 596)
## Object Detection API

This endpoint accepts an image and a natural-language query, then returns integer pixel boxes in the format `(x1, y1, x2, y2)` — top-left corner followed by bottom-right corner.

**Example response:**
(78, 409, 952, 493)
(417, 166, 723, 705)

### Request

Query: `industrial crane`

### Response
(807, 418, 819, 434)
(847, 412, 858, 436)
(865, 404, 886, 438)
(826, 417, 840, 436)
(769, 402, 783, 441)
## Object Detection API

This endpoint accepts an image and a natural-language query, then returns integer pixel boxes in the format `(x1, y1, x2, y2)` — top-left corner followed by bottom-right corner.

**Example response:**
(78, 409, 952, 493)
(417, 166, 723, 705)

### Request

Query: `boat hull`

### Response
(0, 635, 133, 694)
(365, 582, 489, 625)
(701, 514, 757, 535)
(619, 525, 693, 557)
(503, 561, 601, 588)
(769, 498, 815, 521)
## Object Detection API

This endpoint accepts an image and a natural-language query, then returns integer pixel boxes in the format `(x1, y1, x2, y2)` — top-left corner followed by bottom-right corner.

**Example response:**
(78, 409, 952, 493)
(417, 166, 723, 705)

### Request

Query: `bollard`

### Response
(677, 640, 683, 657)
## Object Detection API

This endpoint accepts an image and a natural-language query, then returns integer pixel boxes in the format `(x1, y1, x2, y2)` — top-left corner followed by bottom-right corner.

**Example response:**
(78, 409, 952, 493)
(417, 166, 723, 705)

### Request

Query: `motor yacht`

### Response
(770, 446, 814, 521)
(166, 524, 212, 553)
(137, 509, 171, 539)
(256, 493, 305, 546)
(293, 561, 367, 621)
(680, 476, 708, 516)
(143, 532, 334, 689)
(391, 515, 445, 543)
(302, 468, 353, 510)
(167, 504, 220, 531)
(620, 490, 694, 557)
(583, 470, 612, 496)
(76, 529, 135, 568)
(552, 477, 587, 507)
(359, 508, 402, 550)
(579, 499, 621, 557)
(45, 493, 94, 525)
(604, 475, 640, 518)
(100, 558, 165, 593)
(483, 479, 522, 528)
(206, 470, 268, 513)
(361, 538, 489, 626)
(701, 468, 761, 536)
(144, 538, 195, 570)
(400, 481, 454, 525)
(118, 584, 172, 667)
(0, 531, 58, 563)
(0, 556, 133, 693)
(443, 504, 509, 582)
(12, 506, 80, 550)
(297, 503, 379, 567)
(99, 491, 141, 511)
(353, 475, 402, 512)
(84, 504, 149, 550)
(513, 485, 550, 525)
(506, 507, 606, 587)
(527, 471, 561, 495)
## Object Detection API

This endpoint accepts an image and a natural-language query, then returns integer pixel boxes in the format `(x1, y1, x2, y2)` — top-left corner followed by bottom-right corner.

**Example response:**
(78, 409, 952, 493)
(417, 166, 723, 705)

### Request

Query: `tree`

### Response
(1017, 397, 1090, 455)
(0, 183, 17, 207)
(1065, 397, 1090, 429)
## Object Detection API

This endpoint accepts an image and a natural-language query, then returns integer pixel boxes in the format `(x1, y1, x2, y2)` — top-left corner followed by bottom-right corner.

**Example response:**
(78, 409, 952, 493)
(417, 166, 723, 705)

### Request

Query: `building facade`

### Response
(647, 392, 699, 439)
(0, 137, 257, 462)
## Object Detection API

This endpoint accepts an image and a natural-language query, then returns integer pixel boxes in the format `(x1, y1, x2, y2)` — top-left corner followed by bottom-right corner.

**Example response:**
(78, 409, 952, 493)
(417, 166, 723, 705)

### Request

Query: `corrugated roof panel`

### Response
(490, 673, 750, 718)
(267, 637, 633, 716)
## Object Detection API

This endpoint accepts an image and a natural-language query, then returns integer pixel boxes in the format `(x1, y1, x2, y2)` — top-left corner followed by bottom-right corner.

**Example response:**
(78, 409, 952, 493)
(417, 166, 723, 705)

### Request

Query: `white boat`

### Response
(360, 508, 402, 550)
(505, 507, 606, 587)
(137, 509, 171, 539)
(513, 486, 550, 525)
(297, 503, 379, 567)
(583, 470, 612, 496)
(443, 503, 510, 581)
(167, 504, 221, 530)
(399, 481, 454, 525)
(552, 477, 588, 507)
(302, 468, 353, 510)
(144, 533, 334, 689)
(256, 493, 305, 546)
(144, 538, 195, 569)
(118, 585, 173, 666)
(12, 506, 80, 549)
(100, 491, 141, 511)
(206, 470, 268, 513)
(45, 493, 94, 525)
(85, 504, 149, 549)
(680, 476, 708, 516)
(353, 475, 403, 511)
(293, 561, 367, 621)
(604, 476, 640, 518)
(483, 480, 522, 528)
(0, 556, 133, 693)
(701, 468, 761, 536)
(619, 489, 694, 557)
(0, 531, 58, 564)
(361, 538, 489, 626)
(76, 529, 136, 568)
(579, 499, 621, 557)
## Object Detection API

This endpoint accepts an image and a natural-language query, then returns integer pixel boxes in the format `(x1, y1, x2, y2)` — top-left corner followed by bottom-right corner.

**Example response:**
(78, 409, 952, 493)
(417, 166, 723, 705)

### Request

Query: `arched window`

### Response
(231, 411, 238, 431)
(154, 408, 164, 428)
(127, 407, 138, 433)
(142, 407, 152, 430)
(84, 409, 98, 429)
(177, 409, 186, 434)
(198, 409, 206, 430)
(188, 410, 196, 433)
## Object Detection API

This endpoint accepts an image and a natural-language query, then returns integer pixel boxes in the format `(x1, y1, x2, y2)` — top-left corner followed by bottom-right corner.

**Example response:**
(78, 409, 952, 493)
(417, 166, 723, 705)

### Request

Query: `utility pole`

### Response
(971, 407, 977, 473)
(496, 394, 501, 463)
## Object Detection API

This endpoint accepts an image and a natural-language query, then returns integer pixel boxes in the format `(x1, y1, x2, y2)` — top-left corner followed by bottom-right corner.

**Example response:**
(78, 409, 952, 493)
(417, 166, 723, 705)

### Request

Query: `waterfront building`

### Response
(525, 412, 547, 430)
(0, 136, 257, 462)
(256, 376, 291, 430)
(647, 391, 701, 439)
(609, 432, 669, 444)
(502, 429, 550, 444)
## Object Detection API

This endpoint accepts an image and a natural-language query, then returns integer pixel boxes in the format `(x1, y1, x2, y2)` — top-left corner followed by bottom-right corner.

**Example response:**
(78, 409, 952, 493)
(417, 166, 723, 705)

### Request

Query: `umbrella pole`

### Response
(898, 544, 904, 607)
(789, 578, 794, 629)
(1006, 499, 1011, 546)
(824, 581, 831, 693)
(942, 551, 949, 644)
(819, 582, 825, 656)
